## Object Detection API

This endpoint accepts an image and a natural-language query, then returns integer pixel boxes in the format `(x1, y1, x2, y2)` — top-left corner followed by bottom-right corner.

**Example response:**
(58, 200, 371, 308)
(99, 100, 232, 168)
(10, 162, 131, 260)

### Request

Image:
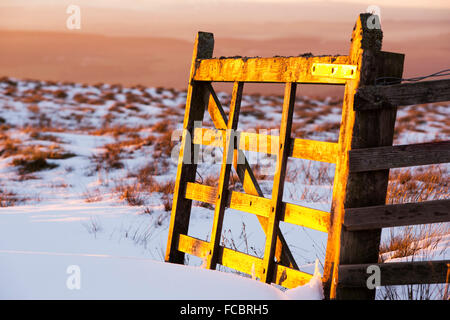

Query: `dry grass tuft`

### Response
(12, 157, 58, 175)
(386, 165, 448, 204)
(82, 188, 103, 203)
(377, 164, 449, 300)
(116, 183, 145, 206)
(9, 144, 76, 175)
(0, 189, 26, 207)
(90, 143, 124, 172)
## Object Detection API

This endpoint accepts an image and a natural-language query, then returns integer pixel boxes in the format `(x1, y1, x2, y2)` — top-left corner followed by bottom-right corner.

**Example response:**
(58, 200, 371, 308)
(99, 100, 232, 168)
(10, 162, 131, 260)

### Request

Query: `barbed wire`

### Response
(375, 68, 450, 86)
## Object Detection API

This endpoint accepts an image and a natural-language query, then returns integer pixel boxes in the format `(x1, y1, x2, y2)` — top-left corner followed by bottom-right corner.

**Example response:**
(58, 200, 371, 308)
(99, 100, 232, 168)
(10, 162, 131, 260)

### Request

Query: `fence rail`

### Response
(344, 199, 450, 231)
(349, 141, 450, 172)
(354, 78, 450, 109)
(339, 260, 450, 287)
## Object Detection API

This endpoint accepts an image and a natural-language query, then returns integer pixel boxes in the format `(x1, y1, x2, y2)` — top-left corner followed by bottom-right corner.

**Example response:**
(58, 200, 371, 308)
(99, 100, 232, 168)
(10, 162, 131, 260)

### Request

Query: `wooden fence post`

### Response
(323, 13, 405, 299)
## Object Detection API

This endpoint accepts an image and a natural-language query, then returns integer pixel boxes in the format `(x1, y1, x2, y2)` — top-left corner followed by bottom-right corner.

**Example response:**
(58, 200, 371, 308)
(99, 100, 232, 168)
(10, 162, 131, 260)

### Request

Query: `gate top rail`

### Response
(192, 55, 355, 84)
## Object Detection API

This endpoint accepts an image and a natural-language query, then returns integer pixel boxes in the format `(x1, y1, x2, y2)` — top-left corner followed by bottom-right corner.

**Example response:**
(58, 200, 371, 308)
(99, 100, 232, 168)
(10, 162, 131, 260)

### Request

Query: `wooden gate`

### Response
(165, 13, 450, 299)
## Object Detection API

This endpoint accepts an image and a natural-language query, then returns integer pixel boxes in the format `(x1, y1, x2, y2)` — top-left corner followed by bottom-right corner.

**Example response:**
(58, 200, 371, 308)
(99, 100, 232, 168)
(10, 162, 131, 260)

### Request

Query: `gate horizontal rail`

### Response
(339, 260, 450, 287)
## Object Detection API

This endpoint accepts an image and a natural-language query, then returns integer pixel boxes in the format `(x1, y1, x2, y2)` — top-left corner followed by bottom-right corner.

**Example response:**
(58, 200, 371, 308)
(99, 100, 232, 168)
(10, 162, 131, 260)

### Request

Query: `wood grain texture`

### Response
(344, 199, 450, 230)
(334, 51, 405, 299)
(323, 14, 371, 298)
(273, 264, 313, 289)
(193, 127, 338, 163)
(185, 182, 217, 205)
(185, 182, 330, 232)
(282, 202, 330, 233)
(261, 82, 297, 283)
(354, 79, 450, 110)
(349, 141, 450, 172)
(207, 81, 244, 270)
(193, 55, 351, 84)
(178, 233, 209, 259)
(338, 260, 450, 287)
(290, 138, 338, 163)
(322, 14, 406, 300)
(227, 191, 271, 218)
(177, 234, 313, 289)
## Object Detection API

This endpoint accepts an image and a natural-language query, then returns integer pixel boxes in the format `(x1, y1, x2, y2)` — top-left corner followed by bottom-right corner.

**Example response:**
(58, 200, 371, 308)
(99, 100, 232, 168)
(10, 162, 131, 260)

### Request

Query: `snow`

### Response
(0, 199, 325, 299)
(0, 250, 288, 300)
(283, 260, 324, 300)
(0, 78, 331, 299)
(0, 78, 448, 300)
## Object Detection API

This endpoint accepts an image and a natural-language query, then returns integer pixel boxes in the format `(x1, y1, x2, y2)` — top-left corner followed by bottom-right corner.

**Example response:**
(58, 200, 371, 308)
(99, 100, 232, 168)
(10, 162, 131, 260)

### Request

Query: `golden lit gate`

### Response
(165, 13, 449, 299)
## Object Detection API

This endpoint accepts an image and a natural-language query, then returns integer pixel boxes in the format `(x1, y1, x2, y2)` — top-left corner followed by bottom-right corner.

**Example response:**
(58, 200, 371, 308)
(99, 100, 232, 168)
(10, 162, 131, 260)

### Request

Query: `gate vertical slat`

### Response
(206, 81, 244, 270)
(261, 82, 297, 283)
(165, 32, 214, 264)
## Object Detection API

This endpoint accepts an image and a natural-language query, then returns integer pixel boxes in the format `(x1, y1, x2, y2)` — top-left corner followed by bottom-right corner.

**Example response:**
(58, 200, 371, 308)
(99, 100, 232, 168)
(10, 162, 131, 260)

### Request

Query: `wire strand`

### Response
(375, 68, 450, 86)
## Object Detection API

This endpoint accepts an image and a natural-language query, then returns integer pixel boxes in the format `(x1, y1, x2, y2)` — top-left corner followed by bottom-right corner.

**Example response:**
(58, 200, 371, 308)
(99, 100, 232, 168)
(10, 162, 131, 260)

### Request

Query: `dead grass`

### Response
(386, 165, 448, 204)
(0, 189, 26, 207)
(379, 224, 449, 260)
(91, 125, 143, 138)
(151, 120, 172, 133)
(11, 146, 75, 175)
(53, 89, 67, 99)
(124, 104, 140, 112)
(0, 134, 21, 157)
(128, 162, 169, 186)
(27, 104, 40, 114)
(12, 157, 58, 175)
(108, 102, 125, 113)
(154, 130, 176, 158)
(29, 131, 62, 143)
(376, 164, 450, 300)
(378, 223, 449, 300)
(114, 160, 175, 209)
(90, 143, 124, 172)
(150, 179, 175, 195)
(82, 188, 103, 203)
(82, 216, 102, 238)
(114, 178, 175, 209)
(73, 93, 89, 104)
(10, 144, 76, 175)
(313, 122, 340, 133)
(116, 183, 145, 206)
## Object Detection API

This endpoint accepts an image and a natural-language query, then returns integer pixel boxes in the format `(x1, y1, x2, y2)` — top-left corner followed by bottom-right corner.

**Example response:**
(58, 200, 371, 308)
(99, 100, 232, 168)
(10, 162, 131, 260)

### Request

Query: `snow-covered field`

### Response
(0, 78, 448, 299)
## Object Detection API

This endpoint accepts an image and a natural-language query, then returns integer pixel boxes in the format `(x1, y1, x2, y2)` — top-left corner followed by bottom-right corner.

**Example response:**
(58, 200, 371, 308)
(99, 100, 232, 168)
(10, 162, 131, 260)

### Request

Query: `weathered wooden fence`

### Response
(165, 13, 450, 299)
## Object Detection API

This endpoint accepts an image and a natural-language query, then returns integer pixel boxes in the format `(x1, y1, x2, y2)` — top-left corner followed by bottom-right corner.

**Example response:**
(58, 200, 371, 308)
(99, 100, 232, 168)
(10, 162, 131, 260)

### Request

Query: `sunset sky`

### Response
(2, 0, 450, 8)
(1, 0, 449, 39)
(0, 0, 448, 92)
